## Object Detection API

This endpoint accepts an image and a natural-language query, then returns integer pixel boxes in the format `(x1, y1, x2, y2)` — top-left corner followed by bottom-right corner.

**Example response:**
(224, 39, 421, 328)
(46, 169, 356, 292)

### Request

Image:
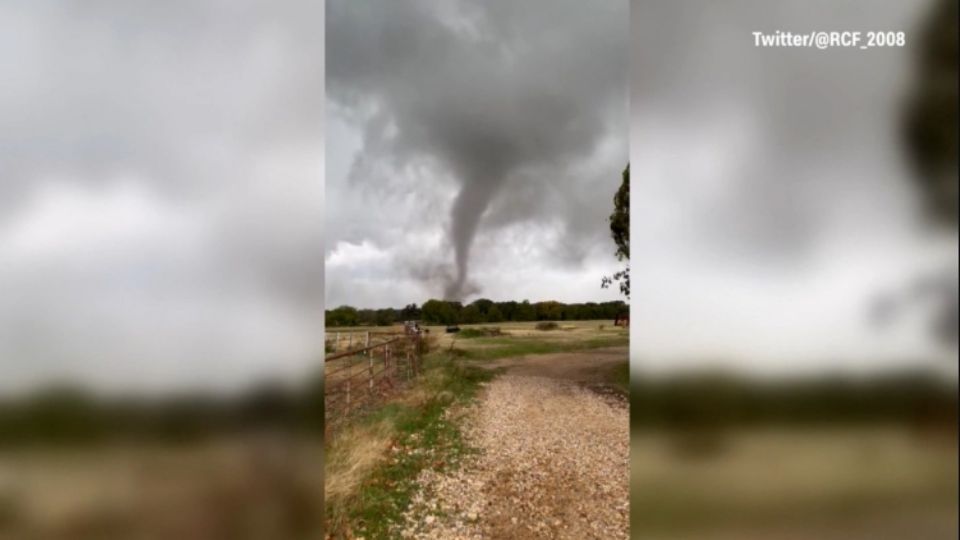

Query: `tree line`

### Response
(325, 299, 629, 327)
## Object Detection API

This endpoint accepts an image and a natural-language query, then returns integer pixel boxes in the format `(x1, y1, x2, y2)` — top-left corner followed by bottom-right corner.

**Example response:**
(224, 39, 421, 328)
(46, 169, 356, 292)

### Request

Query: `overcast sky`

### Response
(3, 1, 952, 393)
(631, 0, 958, 376)
(325, 0, 629, 309)
(0, 1, 324, 395)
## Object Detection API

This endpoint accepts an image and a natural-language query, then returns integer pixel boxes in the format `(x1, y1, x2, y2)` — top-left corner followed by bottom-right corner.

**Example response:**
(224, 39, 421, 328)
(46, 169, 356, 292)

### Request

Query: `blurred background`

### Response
(0, 1, 325, 537)
(631, 0, 957, 538)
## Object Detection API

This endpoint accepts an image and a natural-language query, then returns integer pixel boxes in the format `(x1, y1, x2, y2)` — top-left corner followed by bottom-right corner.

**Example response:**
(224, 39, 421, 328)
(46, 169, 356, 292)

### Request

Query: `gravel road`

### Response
(398, 365, 629, 539)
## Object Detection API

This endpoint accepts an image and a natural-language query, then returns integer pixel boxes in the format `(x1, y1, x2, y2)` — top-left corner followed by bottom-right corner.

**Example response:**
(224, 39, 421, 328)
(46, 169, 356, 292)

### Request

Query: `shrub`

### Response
(535, 321, 559, 331)
(458, 327, 503, 338)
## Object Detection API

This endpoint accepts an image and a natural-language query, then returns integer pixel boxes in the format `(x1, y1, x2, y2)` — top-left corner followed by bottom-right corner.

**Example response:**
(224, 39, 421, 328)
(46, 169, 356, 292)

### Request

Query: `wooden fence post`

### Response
(368, 353, 374, 392)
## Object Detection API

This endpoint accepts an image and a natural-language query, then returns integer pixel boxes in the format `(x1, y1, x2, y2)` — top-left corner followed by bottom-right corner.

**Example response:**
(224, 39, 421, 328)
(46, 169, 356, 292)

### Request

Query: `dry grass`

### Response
(324, 420, 396, 504)
(324, 354, 451, 505)
(394, 366, 447, 407)
(324, 359, 442, 531)
(324, 352, 496, 538)
(330, 320, 625, 352)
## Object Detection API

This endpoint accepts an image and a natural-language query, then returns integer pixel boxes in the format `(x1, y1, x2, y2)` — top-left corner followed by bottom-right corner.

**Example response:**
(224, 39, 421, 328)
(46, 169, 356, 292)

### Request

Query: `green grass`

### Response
(457, 327, 503, 339)
(608, 361, 630, 395)
(458, 335, 628, 361)
(328, 355, 497, 539)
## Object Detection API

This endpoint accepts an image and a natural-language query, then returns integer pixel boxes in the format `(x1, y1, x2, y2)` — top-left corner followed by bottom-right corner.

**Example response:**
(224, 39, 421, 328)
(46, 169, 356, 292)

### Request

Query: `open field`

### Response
(328, 320, 628, 359)
(324, 319, 629, 538)
(0, 438, 324, 538)
(632, 427, 958, 539)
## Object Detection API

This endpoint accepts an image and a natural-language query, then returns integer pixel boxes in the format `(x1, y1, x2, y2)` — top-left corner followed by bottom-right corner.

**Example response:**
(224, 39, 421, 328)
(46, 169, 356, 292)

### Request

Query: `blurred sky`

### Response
(0, 1, 324, 395)
(631, 0, 957, 376)
(325, 0, 629, 309)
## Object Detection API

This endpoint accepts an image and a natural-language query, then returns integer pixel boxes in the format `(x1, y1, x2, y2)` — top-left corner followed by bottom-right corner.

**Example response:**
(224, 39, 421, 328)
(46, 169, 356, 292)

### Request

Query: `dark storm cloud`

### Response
(630, 0, 957, 371)
(0, 1, 323, 393)
(633, 0, 932, 267)
(327, 0, 628, 300)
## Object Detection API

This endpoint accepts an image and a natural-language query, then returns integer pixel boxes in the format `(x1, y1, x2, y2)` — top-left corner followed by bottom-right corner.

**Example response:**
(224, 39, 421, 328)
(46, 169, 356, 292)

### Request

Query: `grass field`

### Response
(327, 319, 628, 358)
(632, 427, 958, 539)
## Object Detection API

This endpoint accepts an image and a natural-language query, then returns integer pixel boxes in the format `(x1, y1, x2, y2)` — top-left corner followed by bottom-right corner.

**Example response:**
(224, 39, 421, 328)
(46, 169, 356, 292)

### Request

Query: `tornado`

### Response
(444, 177, 508, 300)
(327, 0, 628, 301)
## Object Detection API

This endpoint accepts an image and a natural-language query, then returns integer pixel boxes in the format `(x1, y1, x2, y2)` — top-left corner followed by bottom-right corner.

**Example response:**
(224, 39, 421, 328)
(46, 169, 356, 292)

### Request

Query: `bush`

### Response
(535, 321, 559, 331)
(458, 327, 503, 338)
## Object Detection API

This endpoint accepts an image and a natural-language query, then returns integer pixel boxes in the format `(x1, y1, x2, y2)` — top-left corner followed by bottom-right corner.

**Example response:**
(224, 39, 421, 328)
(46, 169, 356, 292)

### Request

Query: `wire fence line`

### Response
(324, 332, 424, 436)
(324, 330, 403, 354)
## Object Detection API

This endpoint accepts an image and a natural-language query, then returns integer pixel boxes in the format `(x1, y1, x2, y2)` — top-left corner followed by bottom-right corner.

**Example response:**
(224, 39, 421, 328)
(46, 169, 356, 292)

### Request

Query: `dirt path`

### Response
(398, 348, 629, 539)
(482, 346, 627, 383)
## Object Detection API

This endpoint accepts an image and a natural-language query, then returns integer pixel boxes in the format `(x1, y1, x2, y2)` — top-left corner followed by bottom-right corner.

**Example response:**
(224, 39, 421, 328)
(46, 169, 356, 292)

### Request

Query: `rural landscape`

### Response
(324, 313, 629, 538)
(1, 1, 328, 538)
(630, 373, 958, 539)
(0, 378, 326, 537)
(326, 1, 630, 537)
(629, 0, 958, 537)
(323, 167, 631, 539)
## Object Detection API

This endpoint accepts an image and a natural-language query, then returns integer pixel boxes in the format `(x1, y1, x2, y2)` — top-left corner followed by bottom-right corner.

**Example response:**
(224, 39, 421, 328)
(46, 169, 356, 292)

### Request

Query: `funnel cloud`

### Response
(327, 0, 628, 302)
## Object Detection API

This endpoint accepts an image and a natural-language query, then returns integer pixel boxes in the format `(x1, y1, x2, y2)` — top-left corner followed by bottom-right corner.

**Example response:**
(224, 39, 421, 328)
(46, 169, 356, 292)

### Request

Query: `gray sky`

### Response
(0, 1, 324, 394)
(325, 0, 629, 309)
(631, 0, 957, 376)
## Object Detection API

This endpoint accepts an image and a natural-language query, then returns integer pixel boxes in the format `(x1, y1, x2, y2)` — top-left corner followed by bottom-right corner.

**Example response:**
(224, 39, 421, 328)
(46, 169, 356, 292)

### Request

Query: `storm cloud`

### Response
(326, 0, 628, 303)
(631, 0, 957, 375)
(0, 1, 324, 394)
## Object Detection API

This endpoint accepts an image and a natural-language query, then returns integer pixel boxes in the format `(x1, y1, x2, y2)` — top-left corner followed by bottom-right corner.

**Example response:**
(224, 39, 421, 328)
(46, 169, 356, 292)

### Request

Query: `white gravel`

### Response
(398, 375, 629, 539)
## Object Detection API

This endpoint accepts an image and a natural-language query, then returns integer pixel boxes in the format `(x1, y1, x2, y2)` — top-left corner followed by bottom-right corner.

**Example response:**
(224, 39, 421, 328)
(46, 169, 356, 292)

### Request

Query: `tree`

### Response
(401, 303, 421, 320)
(421, 299, 459, 325)
(469, 298, 495, 318)
(535, 301, 564, 321)
(897, 0, 958, 347)
(497, 301, 519, 321)
(374, 309, 396, 326)
(461, 304, 481, 324)
(325, 305, 359, 327)
(328, 300, 635, 326)
(516, 300, 536, 321)
(602, 164, 629, 298)
(903, 0, 957, 225)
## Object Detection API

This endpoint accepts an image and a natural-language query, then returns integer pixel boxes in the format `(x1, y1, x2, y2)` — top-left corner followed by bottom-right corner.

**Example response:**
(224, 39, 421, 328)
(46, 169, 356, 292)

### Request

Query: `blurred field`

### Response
(330, 319, 627, 355)
(632, 427, 958, 539)
(0, 438, 323, 538)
